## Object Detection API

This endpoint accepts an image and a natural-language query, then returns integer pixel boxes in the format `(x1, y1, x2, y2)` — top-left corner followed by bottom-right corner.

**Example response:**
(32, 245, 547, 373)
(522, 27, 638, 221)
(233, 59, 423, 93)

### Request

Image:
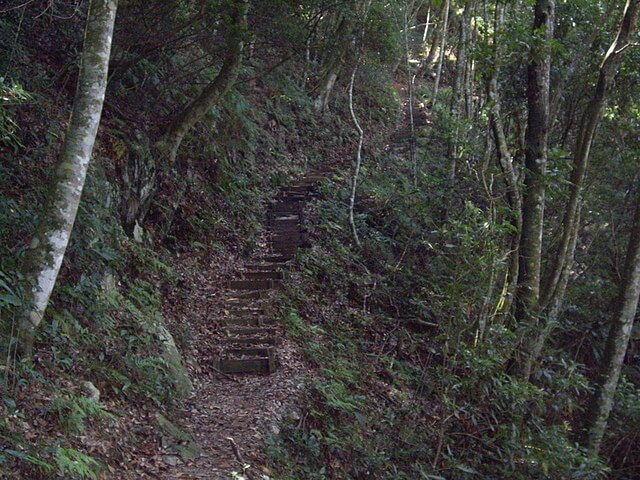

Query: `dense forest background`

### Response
(1, 0, 639, 478)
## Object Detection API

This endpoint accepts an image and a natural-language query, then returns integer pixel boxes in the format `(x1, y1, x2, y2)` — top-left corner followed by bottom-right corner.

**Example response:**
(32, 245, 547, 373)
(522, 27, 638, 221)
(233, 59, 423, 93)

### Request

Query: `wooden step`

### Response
(225, 317, 261, 327)
(243, 271, 284, 281)
(225, 346, 273, 358)
(272, 233, 302, 242)
(270, 214, 300, 221)
(226, 290, 269, 301)
(270, 225, 302, 234)
(226, 326, 276, 336)
(218, 357, 273, 374)
(262, 255, 293, 263)
(228, 307, 266, 316)
(228, 279, 273, 290)
(222, 336, 277, 346)
(270, 218, 301, 227)
(226, 317, 274, 326)
(244, 264, 282, 271)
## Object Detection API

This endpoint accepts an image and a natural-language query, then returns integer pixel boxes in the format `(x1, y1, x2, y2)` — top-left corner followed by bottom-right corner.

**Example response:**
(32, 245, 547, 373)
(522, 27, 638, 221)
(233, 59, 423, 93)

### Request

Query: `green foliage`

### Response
(0, 78, 31, 151)
(55, 447, 101, 480)
(50, 394, 114, 436)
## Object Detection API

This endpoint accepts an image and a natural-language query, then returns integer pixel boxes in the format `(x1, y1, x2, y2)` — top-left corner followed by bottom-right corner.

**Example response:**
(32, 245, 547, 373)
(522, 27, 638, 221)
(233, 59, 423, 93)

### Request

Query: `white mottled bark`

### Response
(20, 0, 118, 353)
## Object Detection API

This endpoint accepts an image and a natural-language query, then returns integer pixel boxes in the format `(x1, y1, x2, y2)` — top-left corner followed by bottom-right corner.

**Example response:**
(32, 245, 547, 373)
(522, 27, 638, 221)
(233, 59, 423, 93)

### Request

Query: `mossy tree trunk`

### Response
(19, 0, 118, 354)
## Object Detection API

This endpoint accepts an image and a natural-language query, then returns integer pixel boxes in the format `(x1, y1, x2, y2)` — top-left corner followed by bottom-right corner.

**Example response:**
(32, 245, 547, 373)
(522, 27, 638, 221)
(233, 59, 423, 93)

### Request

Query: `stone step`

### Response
(228, 279, 273, 290)
(243, 271, 284, 281)
(218, 357, 275, 374)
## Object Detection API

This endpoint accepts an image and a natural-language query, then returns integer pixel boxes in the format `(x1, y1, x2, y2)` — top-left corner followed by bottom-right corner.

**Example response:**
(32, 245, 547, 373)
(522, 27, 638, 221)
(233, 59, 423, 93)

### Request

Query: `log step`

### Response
(226, 327, 276, 337)
(243, 271, 284, 281)
(228, 307, 266, 316)
(222, 336, 277, 346)
(218, 357, 273, 374)
(228, 279, 273, 290)
(225, 317, 261, 327)
(262, 255, 293, 263)
(244, 264, 282, 271)
(226, 290, 269, 301)
(225, 347, 273, 358)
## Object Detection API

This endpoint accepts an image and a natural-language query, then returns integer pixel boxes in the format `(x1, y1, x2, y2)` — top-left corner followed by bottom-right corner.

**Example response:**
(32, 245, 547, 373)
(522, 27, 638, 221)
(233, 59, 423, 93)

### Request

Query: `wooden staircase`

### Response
(215, 171, 331, 374)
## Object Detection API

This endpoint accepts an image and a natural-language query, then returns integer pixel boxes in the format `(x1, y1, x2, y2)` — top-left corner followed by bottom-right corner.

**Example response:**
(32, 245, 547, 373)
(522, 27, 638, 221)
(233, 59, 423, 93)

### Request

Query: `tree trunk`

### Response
(19, 0, 118, 354)
(432, 0, 450, 106)
(515, 0, 555, 379)
(404, 1, 417, 185)
(314, 16, 352, 113)
(582, 195, 640, 455)
(347, 0, 372, 248)
(486, 3, 522, 310)
(448, 4, 469, 180)
(156, 0, 248, 166)
(121, 0, 248, 235)
(541, 0, 640, 311)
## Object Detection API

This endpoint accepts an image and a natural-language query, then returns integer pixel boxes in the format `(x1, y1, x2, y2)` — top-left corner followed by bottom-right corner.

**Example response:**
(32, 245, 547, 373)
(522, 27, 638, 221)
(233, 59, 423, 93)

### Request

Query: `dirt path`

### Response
(132, 173, 330, 480)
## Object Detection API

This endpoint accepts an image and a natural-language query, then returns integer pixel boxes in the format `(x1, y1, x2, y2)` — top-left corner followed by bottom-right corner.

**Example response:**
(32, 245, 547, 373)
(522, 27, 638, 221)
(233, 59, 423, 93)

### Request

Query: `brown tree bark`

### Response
(515, 0, 555, 380)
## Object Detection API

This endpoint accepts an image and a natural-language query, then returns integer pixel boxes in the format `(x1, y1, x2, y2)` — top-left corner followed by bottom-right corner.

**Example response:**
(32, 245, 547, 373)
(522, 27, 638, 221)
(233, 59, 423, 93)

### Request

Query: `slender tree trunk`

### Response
(347, 0, 372, 248)
(515, 0, 555, 379)
(156, 0, 248, 166)
(314, 16, 352, 112)
(19, 0, 118, 354)
(525, 201, 582, 376)
(121, 0, 248, 234)
(541, 0, 640, 311)
(432, 0, 450, 106)
(404, 1, 417, 185)
(486, 3, 522, 309)
(582, 195, 640, 455)
(448, 4, 469, 180)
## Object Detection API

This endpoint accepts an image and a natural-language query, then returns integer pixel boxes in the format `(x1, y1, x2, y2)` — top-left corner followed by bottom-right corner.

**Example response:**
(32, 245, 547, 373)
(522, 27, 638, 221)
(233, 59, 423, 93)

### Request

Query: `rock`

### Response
(155, 414, 203, 460)
(142, 312, 193, 398)
(82, 381, 100, 402)
(162, 455, 181, 466)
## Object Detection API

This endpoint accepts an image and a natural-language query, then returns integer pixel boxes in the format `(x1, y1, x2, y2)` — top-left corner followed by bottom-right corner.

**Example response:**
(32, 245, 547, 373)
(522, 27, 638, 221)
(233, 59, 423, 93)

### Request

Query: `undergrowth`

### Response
(267, 105, 612, 479)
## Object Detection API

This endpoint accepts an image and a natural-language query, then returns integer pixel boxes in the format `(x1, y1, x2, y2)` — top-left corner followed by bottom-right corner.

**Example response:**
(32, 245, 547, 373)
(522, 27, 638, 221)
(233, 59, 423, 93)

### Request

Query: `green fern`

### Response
(55, 448, 101, 480)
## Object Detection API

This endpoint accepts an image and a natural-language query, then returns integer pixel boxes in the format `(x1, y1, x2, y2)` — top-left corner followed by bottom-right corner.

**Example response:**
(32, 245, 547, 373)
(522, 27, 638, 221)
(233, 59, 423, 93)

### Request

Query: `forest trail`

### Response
(135, 172, 331, 479)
